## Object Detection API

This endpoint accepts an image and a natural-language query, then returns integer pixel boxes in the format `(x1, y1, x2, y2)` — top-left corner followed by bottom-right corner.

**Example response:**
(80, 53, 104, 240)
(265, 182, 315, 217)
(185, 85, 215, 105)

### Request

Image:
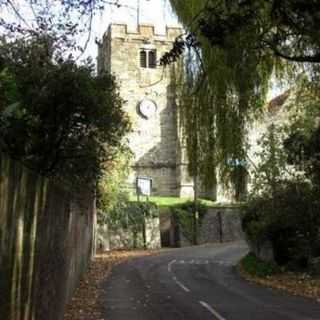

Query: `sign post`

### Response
(136, 176, 152, 200)
(136, 176, 152, 249)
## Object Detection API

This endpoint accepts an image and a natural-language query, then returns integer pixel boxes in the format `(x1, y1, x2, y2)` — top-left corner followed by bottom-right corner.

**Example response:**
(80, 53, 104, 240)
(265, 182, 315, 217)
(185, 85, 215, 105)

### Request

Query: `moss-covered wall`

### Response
(0, 153, 96, 320)
(160, 206, 244, 247)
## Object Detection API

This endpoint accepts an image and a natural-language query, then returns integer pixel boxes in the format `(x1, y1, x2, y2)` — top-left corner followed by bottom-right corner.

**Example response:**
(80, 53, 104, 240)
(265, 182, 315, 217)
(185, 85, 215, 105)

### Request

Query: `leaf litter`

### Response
(63, 250, 156, 320)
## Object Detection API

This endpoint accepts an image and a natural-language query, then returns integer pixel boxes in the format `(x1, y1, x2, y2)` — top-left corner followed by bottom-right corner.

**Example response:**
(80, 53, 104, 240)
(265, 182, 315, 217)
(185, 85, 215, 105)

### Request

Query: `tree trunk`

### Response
(193, 175, 199, 245)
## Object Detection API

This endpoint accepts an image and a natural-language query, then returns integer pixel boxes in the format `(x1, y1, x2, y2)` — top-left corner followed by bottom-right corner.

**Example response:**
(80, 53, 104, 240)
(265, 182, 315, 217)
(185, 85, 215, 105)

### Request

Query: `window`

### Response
(140, 50, 147, 68)
(148, 50, 157, 68)
(140, 49, 157, 68)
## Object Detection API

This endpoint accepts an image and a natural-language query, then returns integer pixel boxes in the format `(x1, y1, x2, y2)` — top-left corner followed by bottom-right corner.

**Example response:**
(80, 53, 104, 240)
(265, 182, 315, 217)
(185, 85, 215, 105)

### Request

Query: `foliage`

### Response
(243, 181, 320, 269)
(102, 199, 159, 248)
(0, 0, 122, 59)
(105, 200, 158, 229)
(168, 0, 320, 65)
(170, 201, 207, 243)
(165, 0, 320, 188)
(126, 201, 158, 225)
(166, 0, 271, 189)
(97, 148, 132, 219)
(283, 76, 320, 187)
(0, 37, 130, 185)
(250, 123, 292, 196)
(243, 87, 320, 270)
(97, 150, 158, 242)
(240, 253, 280, 278)
(176, 49, 216, 191)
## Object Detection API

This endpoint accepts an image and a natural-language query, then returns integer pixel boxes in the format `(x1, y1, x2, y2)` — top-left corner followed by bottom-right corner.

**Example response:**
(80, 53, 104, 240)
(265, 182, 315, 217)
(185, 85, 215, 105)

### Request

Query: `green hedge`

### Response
(170, 201, 208, 243)
(106, 200, 159, 229)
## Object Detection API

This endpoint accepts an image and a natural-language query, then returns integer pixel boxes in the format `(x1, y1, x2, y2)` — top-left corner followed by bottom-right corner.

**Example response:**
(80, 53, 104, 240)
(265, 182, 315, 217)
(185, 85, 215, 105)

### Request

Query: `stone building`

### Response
(98, 23, 239, 201)
(98, 23, 197, 197)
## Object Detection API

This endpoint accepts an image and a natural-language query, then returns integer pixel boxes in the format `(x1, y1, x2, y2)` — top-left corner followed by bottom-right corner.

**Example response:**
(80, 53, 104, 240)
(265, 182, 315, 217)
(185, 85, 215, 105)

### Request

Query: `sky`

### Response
(1, 1, 283, 99)
(0, 0, 180, 61)
(87, 0, 180, 58)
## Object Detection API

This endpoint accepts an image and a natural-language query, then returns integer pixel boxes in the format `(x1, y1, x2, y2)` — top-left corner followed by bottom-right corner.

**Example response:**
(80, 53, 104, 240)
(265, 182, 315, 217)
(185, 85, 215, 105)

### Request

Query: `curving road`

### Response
(102, 241, 320, 320)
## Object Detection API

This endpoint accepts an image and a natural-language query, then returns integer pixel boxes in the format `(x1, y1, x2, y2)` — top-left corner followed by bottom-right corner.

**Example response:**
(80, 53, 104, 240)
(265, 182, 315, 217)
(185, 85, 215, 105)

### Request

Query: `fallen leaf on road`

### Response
(63, 249, 156, 320)
(239, 265, 320, 301)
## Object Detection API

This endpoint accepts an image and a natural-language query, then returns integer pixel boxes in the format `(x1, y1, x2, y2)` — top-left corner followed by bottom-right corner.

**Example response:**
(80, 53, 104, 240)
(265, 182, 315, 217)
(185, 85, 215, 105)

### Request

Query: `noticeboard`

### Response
(136, 176, 152, 196)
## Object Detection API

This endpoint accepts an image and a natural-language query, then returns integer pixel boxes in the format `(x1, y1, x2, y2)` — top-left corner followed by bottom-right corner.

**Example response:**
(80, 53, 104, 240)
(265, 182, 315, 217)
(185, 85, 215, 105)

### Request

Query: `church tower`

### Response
(98, 24, 195, 196)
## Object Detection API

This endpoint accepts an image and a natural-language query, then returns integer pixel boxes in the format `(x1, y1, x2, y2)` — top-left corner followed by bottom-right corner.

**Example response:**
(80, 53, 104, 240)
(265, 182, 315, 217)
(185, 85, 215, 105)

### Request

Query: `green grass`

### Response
(129, 195, 191, 207)
(240, 253, 280, 277)
(129, 195, 244, 208)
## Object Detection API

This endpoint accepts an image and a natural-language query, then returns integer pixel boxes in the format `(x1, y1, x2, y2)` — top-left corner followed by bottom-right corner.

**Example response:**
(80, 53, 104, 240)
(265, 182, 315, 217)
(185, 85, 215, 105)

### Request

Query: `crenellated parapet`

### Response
(103, 23, 182, 44)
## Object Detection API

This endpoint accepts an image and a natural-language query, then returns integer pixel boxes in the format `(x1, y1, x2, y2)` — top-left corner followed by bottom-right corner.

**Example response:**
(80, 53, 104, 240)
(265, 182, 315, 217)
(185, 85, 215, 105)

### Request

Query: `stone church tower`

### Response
(98, 24, 194, 197)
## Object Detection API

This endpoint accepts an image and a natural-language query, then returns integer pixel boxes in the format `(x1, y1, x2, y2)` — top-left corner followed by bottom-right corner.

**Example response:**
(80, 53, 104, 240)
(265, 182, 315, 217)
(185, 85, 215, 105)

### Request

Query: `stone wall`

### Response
(98, 217, 161, 250)
(0, 153, 96, 320)
(159, 208, 175, 247)
(200, 207, 245, 243)
(160, 206, 244, 247)
(248, 239, 275, 263)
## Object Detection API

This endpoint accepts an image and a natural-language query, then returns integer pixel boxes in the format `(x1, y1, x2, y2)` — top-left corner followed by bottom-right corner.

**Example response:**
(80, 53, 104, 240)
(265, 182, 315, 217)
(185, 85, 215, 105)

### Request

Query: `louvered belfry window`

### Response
(140, 49, 157, 69)
(148, 50, 157, 68)
(140, 50, 147, 68)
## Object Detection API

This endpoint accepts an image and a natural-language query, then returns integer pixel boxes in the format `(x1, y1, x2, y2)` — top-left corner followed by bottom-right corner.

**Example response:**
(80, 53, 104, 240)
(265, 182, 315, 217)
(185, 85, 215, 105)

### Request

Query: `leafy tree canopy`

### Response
(164, 0, 320, 188)
(0, 0, 125, 59)
(166, 0, 320, 65)
(0, 37, 130, 186)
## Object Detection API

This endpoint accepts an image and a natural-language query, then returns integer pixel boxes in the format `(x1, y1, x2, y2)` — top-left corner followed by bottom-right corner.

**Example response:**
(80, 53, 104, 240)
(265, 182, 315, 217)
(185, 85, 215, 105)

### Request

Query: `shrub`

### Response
(0, 38, 130, 186)
(170, 201, 207, 243)
(241, 253, 280, 277)
(105, 200, 159, 229)
(107, 200, 159, 248)
(242, 181, 320, 269)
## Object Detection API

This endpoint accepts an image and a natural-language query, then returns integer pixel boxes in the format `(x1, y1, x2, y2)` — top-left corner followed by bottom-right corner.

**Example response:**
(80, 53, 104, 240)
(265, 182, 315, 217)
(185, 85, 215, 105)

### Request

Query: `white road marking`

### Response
(199, 301, 226, 320)
(172, 276, 190, 292)
(168, 260, 191, 292)
(168, 259, 176, 272)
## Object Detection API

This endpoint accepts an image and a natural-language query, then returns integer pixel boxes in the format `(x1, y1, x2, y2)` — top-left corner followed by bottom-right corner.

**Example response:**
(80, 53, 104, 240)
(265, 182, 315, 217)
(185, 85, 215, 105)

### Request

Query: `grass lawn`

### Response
(128, 195, 239, 208)
(129, 195, 191, 207)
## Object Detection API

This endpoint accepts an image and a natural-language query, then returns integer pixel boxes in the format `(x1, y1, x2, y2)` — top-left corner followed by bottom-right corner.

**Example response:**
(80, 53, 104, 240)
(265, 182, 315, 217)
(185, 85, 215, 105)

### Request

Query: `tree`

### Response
(0, 0, 127, 59)
(283, 76, 320, 187)
(166, 1, 320, 65)
(161, 0, 320, 187)
(0, 37, 130, 185)
(242, 75, 320, 268)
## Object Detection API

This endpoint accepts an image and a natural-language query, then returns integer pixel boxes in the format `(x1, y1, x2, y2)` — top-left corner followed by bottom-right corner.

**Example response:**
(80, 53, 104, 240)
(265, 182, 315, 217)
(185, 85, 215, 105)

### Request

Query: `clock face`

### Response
(138, 99, 157, 119)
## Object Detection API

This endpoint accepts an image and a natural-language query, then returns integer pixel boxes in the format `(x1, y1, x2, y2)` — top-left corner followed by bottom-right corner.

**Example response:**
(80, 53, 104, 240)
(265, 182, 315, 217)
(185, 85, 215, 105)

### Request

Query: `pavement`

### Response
(102, 241, 320, 320)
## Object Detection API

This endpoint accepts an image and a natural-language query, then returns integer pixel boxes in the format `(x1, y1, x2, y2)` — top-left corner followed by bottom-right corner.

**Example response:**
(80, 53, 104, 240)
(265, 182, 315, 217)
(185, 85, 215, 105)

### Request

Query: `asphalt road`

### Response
(102, 241, 320, 320)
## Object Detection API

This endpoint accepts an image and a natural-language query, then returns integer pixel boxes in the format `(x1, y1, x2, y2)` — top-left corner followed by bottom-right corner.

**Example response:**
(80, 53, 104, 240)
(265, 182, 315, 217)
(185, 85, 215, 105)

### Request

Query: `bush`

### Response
(170, 201, 207, 243)
(105, 200, 159, 229)
(242, 181, 320, 269)
(241, 253, 280, 277)
(0, 38, 130, 185)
